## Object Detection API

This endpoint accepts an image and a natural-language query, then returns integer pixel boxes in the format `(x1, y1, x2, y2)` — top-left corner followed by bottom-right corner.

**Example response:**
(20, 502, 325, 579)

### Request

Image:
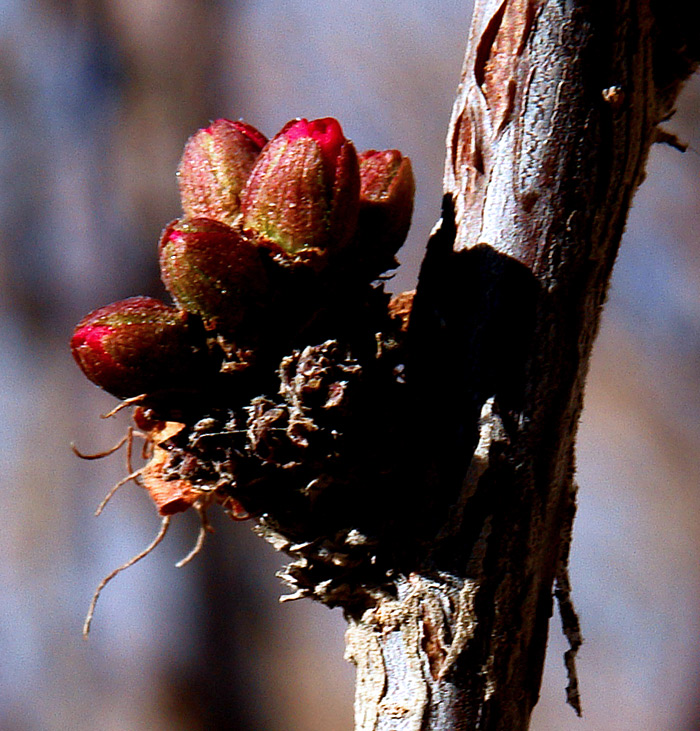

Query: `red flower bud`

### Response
(71, 297, 201, 399)
(178, 119, 267, 226)
(159, 218, 268, 333)
(354, 149, 415, 265)
(240, 117, 360, 257)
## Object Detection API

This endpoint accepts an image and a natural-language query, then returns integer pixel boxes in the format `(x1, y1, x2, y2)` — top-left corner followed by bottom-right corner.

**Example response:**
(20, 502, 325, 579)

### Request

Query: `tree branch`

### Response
(345, 1, 700, 728)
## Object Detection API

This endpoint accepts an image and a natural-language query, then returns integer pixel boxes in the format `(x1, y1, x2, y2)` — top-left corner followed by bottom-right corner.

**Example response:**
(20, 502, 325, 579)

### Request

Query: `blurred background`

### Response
(0, 1, 699, 729)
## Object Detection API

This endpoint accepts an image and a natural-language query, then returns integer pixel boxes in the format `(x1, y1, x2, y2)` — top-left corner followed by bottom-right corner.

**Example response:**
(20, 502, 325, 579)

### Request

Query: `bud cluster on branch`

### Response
(72, 116, 417, 624)
(73, 117, 414, 399)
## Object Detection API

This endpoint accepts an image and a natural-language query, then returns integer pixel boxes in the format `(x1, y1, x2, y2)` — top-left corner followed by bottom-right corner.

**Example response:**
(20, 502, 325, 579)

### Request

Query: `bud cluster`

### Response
(71, 116, 415, 405)
(73, 117, 417, 619)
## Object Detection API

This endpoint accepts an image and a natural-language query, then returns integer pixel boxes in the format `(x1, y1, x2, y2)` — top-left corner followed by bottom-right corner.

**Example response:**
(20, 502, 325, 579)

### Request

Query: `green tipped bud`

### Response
(240, 117, 360, 257)
(70, 297, 201, 399)
(159, 218, 268, 333)
(178, 119, 268, 226)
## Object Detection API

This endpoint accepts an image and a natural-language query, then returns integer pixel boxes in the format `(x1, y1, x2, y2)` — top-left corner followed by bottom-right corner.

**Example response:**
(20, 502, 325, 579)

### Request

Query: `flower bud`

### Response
(178, 119, 268, 226)
(71, 297, 202, 399)
(159, 218, 268, 333)
(354, 149, 415, 266)
(240, 117, 360, 257)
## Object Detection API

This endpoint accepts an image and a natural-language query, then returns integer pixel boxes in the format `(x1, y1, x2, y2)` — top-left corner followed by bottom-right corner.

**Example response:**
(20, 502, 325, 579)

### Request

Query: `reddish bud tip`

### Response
(358, 150, 413, 203)
(284, 117, 345, 177)
(240, 117, 360, 257)
(71, 297, 202, 399)
(204, 119, 267, 150)
(178, 119, 267, 226)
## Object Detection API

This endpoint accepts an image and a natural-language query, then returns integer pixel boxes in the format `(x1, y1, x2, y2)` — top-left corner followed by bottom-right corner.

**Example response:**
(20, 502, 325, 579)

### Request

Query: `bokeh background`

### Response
(1, 1, 699, 729)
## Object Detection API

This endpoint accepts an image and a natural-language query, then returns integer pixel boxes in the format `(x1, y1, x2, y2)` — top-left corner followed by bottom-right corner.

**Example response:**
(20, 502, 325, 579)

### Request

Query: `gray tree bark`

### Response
(344, 1, 700, 729)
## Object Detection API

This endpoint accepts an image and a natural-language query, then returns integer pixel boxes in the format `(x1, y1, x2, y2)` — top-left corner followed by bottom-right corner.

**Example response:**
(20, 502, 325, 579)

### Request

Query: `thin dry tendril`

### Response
(100, 394, 148, 419)
(175, 503, 215, 568)
(77, 410, 220, 636)
(70, 434, 129, 460)
(94, 468, 145, 516)
(83, 516, 171, 638)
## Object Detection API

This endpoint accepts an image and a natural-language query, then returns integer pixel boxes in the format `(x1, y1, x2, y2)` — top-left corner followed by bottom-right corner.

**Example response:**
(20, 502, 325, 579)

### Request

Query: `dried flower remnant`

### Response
(76, 408, 240, 637)
(71, 114, 416, 635)
(139, 420, 198, 515)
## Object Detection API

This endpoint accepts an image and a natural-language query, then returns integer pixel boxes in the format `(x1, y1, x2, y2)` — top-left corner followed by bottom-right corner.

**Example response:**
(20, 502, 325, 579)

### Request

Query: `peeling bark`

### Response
(345, 1, 700, 729)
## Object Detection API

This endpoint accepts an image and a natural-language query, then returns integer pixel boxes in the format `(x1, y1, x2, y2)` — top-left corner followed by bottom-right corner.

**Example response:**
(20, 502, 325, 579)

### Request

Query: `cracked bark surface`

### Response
(344, 1, 700, 729)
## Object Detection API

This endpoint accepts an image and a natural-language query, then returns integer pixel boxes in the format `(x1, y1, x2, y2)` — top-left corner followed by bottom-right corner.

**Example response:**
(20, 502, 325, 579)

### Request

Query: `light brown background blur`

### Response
(1, 2, 699, 729)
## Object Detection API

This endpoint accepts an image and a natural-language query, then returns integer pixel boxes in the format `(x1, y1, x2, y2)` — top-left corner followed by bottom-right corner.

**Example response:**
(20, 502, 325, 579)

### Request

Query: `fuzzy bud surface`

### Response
(71, 296, 200, 399)
(355, 149, 415, 264)
(178, 119, 267, 226)
(159, 217, 268, 333)
(241, 117, 360, 256)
